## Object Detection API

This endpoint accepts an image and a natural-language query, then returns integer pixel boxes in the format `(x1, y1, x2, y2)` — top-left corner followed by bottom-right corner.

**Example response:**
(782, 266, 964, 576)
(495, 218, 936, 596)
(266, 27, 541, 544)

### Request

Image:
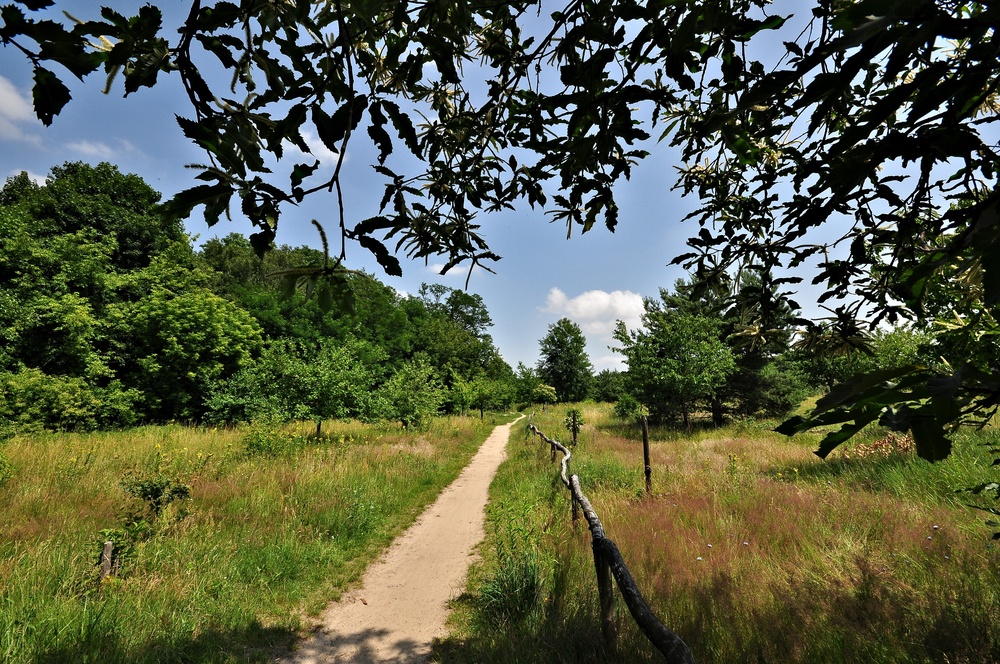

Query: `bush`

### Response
(614, 394, 642, 420)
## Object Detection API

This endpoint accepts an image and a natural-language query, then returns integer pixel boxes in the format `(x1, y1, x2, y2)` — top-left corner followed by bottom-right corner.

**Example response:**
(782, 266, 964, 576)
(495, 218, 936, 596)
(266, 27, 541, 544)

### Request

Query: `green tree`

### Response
(592, 369, 626, 403)
(512, 362, 541, 408)
(468, 377, 514, 420)
(377, 357, 445, 429)
(614, 304, 736, 433)
(206, 339, 380, 429)
(536, 318, 593, 403)
(125, 287, 262, 420)
(532, 384, 558, 410)
(0, 163, 248, 427)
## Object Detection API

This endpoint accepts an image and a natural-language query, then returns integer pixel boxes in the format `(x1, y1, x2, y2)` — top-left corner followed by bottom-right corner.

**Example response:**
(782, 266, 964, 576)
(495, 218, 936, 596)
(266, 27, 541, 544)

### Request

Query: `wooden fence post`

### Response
(100, 541, 115, 580)
(641, 415, 652, 495)
(593, 538, 617, 647)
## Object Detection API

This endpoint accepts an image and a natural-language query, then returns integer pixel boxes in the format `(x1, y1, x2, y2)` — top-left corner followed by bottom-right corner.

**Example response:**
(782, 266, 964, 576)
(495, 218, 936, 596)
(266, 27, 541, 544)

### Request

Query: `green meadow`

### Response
(0, 416, 507, 663)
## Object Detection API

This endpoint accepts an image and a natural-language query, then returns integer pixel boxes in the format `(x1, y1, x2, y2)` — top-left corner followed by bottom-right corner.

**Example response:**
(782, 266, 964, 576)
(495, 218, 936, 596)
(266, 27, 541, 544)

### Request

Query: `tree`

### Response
(7, 2, 1000, 458)
(592, 369, 626, 403)
(537, 318, 592, 403)
(0, 162, 259, 427)
(206, 339, 381, 430)
(376, 357, 445, 429)
(614, 303, 736, 432)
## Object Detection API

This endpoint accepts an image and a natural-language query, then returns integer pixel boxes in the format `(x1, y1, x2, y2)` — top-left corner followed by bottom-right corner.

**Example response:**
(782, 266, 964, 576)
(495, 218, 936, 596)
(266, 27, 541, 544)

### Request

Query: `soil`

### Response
(276, 416, 522, 663)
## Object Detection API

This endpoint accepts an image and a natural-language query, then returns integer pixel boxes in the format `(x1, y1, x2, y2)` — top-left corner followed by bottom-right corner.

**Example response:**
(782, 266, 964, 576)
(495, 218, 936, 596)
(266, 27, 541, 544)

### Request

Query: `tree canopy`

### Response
(537, 317, 592, 403)
(4, 1, 1000, 456)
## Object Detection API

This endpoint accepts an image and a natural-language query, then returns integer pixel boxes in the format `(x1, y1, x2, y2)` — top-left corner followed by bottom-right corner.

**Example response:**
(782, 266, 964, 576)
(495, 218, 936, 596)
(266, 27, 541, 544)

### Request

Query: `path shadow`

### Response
(34, 621, 297, 663)
(279, 626, 427, 663)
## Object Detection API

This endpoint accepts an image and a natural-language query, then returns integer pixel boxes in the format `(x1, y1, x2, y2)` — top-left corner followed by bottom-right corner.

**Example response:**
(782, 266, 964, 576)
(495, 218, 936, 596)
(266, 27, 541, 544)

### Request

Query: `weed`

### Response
(0, 449, 12, 487)
(477, 503, 549, 626)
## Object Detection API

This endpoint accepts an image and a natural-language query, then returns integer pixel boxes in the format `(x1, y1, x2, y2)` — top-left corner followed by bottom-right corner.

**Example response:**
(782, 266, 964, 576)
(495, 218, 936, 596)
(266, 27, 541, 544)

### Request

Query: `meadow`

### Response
(439, 405, 1000, 663)
(0, 415, 508, 663)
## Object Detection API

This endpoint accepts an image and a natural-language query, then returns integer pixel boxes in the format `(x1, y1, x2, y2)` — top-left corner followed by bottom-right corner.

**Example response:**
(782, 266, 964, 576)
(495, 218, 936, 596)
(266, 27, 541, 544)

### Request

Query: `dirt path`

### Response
(277, 416, 523, 663)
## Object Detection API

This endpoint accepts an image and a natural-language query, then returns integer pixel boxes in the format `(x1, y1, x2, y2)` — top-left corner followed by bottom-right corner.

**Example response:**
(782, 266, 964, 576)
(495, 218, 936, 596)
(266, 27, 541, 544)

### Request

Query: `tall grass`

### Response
(0, 415, 507, 663)
(439, 405, 1000, 663)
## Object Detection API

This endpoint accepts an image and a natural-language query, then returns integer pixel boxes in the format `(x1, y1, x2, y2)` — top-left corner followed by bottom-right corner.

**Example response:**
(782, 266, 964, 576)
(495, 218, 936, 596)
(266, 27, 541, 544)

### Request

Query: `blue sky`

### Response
(0, 2, 802, 373)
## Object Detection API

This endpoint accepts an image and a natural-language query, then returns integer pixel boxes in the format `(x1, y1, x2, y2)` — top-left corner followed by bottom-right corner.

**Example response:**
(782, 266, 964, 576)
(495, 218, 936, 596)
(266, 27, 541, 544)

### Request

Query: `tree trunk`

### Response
(682, 408, 691, 434)
(711, 396, 724, 427)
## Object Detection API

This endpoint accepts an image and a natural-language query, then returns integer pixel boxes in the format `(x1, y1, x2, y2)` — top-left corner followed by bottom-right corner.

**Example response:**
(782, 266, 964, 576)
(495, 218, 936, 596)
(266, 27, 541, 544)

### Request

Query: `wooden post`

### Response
(641, 415, 652, 495)
(550, 442, 556, 463)
(100, 541, 115, 580)
(572, 495, 579, 525)
(593, 538, 617, 647)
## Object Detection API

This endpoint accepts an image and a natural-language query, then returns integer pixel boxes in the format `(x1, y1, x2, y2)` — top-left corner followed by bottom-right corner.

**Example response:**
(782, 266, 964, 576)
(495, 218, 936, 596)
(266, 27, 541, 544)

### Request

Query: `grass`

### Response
(438, 405, 1000, 663)
(0, 414, 511, 663)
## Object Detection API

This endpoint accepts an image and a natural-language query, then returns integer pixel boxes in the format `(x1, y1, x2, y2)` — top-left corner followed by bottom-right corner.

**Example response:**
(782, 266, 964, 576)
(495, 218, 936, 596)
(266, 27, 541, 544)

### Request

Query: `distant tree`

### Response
(537, 318, 592, 403)
(468, 377, 514, 419)
(206, 339, 380, 430)
(532, 384, 558, 410)
(592, 369, 626, 403)
(377, 357, 445, 429)
(614, 305, 735, 432)
(512, 362, 541, 407)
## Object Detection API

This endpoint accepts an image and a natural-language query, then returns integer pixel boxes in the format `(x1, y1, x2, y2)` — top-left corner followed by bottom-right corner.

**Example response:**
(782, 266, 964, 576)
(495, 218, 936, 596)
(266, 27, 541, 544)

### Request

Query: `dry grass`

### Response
(440, 404, 1000, 664)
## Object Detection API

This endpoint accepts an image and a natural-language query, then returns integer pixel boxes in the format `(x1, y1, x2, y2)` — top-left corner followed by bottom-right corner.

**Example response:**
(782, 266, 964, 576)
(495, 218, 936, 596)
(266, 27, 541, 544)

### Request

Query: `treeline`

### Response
(0, 163, 526, 435)
(610, 275, 934, 431)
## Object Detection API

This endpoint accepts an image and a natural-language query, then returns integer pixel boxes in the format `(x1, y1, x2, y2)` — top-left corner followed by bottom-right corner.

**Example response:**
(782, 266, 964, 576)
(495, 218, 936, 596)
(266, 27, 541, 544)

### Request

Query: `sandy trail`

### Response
(278, 417, 522, 664)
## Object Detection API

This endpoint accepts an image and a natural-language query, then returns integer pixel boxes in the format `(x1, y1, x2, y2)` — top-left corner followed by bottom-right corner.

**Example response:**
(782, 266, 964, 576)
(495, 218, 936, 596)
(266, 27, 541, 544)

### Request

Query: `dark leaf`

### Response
(31, 67, 71, 125)
(357, 235, 402, 277)
(367, 101, 393, 165)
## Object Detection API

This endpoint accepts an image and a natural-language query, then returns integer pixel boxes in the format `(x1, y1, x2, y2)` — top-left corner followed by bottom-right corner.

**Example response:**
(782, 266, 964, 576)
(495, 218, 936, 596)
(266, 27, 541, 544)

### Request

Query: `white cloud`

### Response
(286, 128, 342, 168)
(542, 287, 644, 333)
(540, 287, 645, 372)
(0, 76, 33, 121)
(0, 76, 41, 143)
(65, 138, 137, 159)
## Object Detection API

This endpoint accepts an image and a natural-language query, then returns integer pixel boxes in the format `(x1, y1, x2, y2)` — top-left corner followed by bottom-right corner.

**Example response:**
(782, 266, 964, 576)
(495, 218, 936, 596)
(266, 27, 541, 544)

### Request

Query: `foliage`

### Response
(536, 318, 593, 403)
(1, 165, 513, 431)
(119, 471, 191, 517)
(563, 408, 584, 446)
(531, 384, 557, 409)
(376, 357, 446, 428)
(614, 298, 736, 431)
(468, 377, 515, 420)
(613, 394, 643, 421)
(8, 2, 1000, 455)
(591, 369, 626, 403)
(126, 287, 263, 420)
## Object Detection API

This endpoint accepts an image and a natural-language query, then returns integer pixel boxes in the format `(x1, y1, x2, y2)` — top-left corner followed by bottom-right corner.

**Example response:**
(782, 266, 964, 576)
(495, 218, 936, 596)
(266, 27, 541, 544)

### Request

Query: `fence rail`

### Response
(529, 423, 694, 664)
